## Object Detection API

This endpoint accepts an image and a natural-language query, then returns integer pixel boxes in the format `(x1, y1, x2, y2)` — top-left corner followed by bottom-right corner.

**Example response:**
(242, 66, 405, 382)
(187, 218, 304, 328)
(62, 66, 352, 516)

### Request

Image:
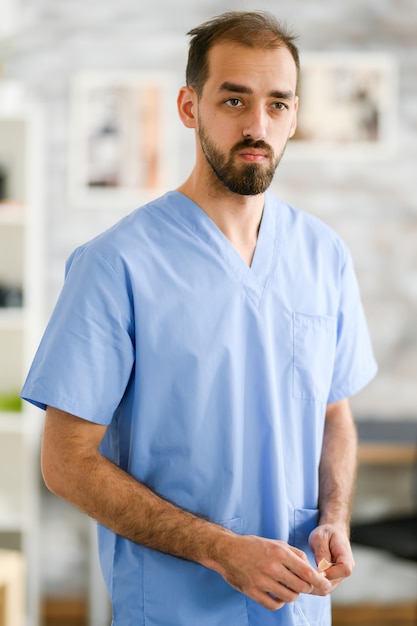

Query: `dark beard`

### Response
(199, 124, 280, 196)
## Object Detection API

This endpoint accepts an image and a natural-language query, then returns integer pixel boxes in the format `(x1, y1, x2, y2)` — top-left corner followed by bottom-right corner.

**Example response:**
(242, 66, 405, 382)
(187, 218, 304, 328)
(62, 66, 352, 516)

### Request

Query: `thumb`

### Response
(308, 527, 331, 568)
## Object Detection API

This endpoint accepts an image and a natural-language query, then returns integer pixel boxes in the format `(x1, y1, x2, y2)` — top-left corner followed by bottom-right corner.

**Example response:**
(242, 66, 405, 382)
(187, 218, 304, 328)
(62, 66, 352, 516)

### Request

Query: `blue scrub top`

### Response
(22, 191, 377, 626)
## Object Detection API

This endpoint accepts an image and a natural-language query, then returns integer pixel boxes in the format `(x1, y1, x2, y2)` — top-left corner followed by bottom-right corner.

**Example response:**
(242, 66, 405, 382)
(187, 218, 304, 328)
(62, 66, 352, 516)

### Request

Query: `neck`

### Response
(177, 169, 265, 266)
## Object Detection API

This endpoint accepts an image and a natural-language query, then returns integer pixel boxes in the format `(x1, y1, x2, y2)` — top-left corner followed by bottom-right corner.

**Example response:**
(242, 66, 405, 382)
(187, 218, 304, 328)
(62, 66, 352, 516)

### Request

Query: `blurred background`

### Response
(0, 0, 416, 625)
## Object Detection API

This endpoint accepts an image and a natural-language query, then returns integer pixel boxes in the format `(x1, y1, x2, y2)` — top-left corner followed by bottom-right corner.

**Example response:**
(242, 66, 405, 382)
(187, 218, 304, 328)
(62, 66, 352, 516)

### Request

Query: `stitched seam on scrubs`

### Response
(77, 247, 135, 336)
(154, 193, 270, 294)
(327, 366, 378, 404)
(21, 382, 106, 424)
(143, 201, 202, 245)
(292, 313, 337, 402)
(294, 604, 311, 626)
(181, 216, 249, 285)
(143, 201, 252, 289)
(146, 203, 251, 293)
(188, 221, 277, 309)
(245, 226, 279, 309)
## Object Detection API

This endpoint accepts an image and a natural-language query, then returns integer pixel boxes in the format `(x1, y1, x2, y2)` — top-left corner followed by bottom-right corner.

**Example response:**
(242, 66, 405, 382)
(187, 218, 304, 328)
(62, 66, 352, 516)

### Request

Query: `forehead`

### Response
(204, 41, 298, 94)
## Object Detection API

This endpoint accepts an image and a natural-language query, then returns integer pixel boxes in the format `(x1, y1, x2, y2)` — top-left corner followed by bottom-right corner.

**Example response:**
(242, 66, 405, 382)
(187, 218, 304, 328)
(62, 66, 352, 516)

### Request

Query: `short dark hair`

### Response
(186, 11, 300, 97)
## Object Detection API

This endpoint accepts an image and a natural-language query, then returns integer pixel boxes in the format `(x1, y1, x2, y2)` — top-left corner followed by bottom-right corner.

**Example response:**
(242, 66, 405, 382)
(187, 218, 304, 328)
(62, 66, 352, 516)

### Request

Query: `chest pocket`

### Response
(292, 313, 337, 402)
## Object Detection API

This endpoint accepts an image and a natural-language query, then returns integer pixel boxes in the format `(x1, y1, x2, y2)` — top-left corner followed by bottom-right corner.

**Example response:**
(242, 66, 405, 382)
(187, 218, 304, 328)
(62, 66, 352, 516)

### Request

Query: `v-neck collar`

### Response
(158, 191, 281, 308)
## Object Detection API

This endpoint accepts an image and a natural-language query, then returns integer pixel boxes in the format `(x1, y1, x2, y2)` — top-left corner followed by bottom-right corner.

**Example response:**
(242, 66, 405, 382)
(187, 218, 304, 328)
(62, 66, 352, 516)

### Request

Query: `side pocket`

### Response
(293, 508, 319, 567)
(293, 313, 337, 402)
(216, 517, 243, 533)
(292, 508, 331, 626)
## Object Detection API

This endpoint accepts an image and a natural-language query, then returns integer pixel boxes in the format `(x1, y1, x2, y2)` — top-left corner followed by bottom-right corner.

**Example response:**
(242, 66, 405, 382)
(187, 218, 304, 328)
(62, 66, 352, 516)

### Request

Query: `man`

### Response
(21, 11, 377, 626)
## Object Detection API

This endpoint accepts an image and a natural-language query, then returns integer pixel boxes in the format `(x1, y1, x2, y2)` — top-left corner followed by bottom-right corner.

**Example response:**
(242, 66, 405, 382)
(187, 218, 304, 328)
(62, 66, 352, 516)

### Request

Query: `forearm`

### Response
(42, 408, 230, 566)
(74, 453, 231, 562)
(318, 399, 358, 530)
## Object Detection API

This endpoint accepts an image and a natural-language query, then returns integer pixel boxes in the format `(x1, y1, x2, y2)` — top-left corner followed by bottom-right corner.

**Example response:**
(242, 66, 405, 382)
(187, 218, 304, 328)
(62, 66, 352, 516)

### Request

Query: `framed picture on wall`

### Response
(286, 53, 397, 160)
(68, 71, 178, 208)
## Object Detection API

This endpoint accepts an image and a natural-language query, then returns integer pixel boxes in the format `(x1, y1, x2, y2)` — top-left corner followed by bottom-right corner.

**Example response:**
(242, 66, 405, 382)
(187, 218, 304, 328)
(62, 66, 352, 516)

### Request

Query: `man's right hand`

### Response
(204, 532, 333, 611)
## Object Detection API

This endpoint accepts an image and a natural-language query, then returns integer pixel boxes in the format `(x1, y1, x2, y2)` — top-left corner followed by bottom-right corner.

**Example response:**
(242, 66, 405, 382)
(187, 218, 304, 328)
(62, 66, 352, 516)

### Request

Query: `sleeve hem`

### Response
(327, 363, 378, 404)
(20, 385, 113, 425)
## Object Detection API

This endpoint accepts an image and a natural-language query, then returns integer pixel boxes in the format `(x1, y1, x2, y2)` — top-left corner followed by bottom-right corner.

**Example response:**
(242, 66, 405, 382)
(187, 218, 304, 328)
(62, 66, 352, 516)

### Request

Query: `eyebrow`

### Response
(219, 81, 295, 101)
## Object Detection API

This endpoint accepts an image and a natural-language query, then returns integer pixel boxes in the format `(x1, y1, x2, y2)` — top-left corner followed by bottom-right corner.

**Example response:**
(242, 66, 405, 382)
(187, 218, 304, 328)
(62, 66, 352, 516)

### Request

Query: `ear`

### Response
(177, 86, 197, 129)
(288, 95, 299, 139)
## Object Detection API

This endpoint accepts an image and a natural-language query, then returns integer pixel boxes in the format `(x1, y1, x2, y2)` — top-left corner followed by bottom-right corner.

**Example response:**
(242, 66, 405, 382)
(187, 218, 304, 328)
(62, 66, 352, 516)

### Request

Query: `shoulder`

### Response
(267, 192, 349, 264)
(66, 191, 179, 273)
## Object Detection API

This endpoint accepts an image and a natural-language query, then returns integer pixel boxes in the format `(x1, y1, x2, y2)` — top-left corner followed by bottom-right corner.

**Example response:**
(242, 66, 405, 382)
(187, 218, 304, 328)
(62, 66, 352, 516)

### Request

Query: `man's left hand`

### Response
(308, 523, 355, 594)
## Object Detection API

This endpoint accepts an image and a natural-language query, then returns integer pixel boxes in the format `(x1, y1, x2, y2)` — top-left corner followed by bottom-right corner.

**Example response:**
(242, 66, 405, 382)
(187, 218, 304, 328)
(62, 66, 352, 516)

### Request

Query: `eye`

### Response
(225, 98, 243, 108)
(271, 102, 288, 111)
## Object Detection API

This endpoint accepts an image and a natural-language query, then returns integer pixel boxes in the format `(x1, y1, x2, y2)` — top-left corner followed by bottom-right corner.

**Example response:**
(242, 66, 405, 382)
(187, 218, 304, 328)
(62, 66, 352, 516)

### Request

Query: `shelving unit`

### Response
(0, 83, 44, 626)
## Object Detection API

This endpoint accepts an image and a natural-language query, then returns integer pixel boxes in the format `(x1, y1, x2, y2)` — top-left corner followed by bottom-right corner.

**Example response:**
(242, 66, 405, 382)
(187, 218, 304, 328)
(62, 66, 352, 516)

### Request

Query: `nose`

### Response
(242, 105, 267, 141)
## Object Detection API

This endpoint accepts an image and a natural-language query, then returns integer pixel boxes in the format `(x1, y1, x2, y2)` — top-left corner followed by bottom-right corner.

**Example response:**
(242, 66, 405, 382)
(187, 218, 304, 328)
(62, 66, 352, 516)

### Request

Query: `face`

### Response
(192, 42, 298, 196)
(197, 118, 279, 196)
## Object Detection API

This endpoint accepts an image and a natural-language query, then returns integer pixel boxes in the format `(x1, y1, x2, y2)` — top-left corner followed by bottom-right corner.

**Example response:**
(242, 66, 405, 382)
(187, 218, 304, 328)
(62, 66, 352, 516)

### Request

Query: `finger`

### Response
(268, 584, 299, 604)
(258, 576, 301, 605)
(310, 582, 336, 596)
(271, 542, 332, 594)
(280, 569, 316, 595)
(253, 574, 304, 606)
(264, 560, 326, 603)
(285, 557, 332, 594)
(250, 589, 286, 612)
(302, 567, 333, 595)
(323, 562, 353, 580)
(288, 544, 311, 562)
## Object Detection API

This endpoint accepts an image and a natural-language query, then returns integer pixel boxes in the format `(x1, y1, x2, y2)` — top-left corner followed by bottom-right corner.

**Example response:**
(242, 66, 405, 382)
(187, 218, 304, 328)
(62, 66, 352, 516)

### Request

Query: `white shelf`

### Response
(0, 493, 25, 521)
(0, 412, 24, 433)
(0, 203, 25, 224)
(0, 513, 26, 533)
(0, 97, 44, 626)
(0, 308, 25, 329)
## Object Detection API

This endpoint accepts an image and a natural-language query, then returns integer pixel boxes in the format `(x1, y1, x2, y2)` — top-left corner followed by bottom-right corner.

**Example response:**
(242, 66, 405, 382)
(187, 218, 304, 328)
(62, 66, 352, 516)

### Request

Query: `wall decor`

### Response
(68, 71, 178, 208)
(287, 53, 397, 160)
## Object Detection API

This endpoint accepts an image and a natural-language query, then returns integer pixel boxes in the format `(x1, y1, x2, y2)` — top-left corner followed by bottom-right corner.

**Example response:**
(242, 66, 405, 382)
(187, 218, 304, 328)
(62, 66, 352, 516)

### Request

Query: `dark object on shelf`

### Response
(0, 165, 7, 201)
(352, 418, 417, 563)
(351, 513, 417, 561)
(0, 284, 23, 307)
(356, 419, 417, 447)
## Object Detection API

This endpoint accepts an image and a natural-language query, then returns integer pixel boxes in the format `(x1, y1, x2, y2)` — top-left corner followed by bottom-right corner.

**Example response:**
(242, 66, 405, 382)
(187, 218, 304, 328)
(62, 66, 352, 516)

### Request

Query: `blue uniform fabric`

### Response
(21, 191, 377, 625)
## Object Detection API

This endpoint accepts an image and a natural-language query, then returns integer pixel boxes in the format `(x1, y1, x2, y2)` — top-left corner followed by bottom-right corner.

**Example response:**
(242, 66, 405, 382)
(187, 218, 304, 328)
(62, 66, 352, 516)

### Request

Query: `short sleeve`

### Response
(21, 246, 135, 424)
(327, 248, 377, 403)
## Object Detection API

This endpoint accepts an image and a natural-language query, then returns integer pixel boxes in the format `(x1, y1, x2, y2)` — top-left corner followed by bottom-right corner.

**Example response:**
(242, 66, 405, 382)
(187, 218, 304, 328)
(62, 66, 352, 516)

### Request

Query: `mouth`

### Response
(234, 139, 273, 164)
(237, 149, 269, 163)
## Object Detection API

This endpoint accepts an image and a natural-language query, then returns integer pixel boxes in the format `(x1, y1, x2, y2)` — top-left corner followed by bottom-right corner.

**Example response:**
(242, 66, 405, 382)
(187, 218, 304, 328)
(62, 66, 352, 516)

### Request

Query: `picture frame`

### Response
(68, 71, 178, 209)
(286, 53, 397, 160)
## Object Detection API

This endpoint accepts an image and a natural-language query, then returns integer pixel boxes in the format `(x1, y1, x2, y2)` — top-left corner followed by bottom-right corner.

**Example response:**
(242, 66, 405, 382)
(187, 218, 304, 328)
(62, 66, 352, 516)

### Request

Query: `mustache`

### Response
(231, 138, 275, 159)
